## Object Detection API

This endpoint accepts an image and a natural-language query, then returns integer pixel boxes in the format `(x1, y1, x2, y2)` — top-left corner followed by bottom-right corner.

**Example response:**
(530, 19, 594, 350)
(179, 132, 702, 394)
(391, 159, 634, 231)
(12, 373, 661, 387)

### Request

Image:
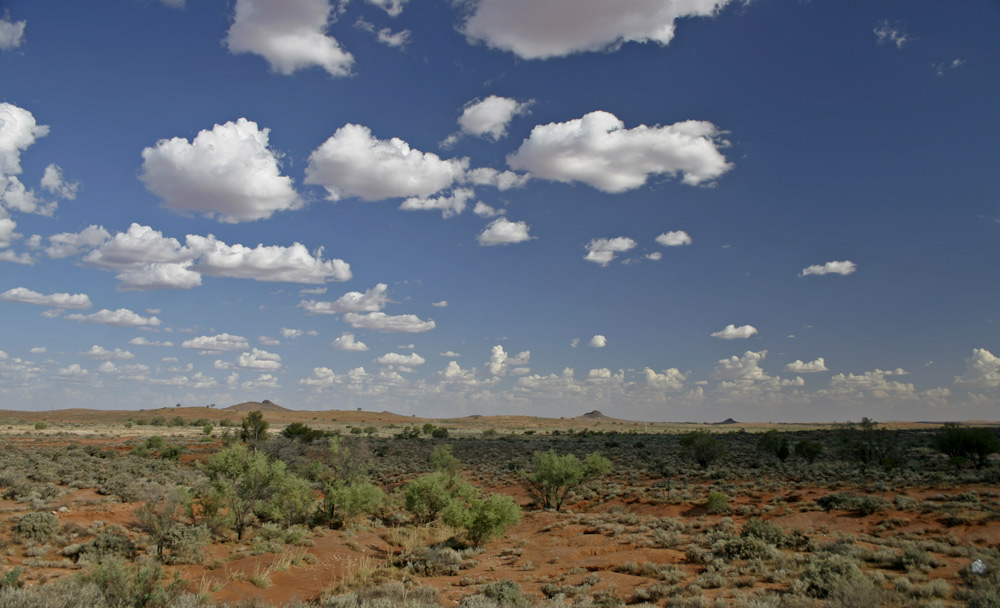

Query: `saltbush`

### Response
(15, 512, 60, 541)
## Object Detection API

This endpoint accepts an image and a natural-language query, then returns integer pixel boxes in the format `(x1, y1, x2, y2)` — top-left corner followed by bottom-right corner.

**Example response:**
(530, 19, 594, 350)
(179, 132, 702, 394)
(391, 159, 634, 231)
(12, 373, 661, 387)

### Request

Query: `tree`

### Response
(430, 444, 461, 479)
(522, 449, 612, 511)
(403, 472, 472, 523)
(934, 423, 1000, 469)
(757, 430, 790, 463)
(319, 479, 385, 528)
(444, 493, 521, 547)
(281, 422, 327, 442)
(794, 439, 823, 464)
(680, 430, 725, 469)
(240, 410, 269, 450)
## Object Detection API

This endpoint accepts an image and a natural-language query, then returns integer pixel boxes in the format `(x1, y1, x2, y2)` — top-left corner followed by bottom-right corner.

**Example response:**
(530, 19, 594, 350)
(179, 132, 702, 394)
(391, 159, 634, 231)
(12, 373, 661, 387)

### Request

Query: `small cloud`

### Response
(655, 230, 692, 247)
(711, 324, 758, 340)
(874, 20, 909, 48)
(800, 260, 857, 277)
(0, 15, 26, 51)
(584, 237, 636, 266)
(432, 300, 448, 307)
(570, 338, 580, 348)
(588, 335, 607, 348)
(784, 358, 828, 373)
(440, 351, 461, 357)
(376, 28, 410, 48)
(473, 201, 504, 217)
(645, 252, 662, 261)
(331, 332, 369, 351)
(477, 218, 532, 246)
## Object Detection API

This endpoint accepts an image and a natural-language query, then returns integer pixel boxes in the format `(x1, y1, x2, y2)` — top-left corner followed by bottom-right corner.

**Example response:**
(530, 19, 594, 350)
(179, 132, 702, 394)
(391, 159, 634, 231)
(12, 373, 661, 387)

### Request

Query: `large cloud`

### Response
(140, 118, 301, 223)
(45, 225, 110, 259)
(508, 111, 731, 192)
(0, 103, 48, 177)
(477, 218, 532, 246)
(343, 312, 436, 333)
(954, 348, 1000, 388)
(225, 0, 353, 77)
(300, 283, 389, 314)
(83, 223, 193, 269)
(188, 235, 350, 283)
(306, 123, 468, 201)
(0, 287, 91, 309)
(584, 237, 636, 266)
(644, 367, 687, 391)
(462, 0, 730, 60)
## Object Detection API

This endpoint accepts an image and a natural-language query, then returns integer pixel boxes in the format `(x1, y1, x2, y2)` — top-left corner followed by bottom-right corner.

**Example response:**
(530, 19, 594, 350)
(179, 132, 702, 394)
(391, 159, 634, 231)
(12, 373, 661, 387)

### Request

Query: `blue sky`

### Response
(1, 0, 998, 421)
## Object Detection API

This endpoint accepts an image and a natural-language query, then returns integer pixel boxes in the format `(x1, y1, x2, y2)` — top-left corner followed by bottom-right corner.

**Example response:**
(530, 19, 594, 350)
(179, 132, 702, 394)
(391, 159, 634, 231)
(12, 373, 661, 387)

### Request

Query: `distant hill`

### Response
(579, 410, 608, 419)
(226, 400, 290, 413)
(713, 418, 739, 425)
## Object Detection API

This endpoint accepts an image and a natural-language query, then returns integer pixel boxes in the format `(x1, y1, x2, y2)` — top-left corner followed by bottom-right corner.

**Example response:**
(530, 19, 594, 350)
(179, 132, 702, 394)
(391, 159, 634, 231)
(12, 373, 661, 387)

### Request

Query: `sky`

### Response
(0, 0, 998, 422)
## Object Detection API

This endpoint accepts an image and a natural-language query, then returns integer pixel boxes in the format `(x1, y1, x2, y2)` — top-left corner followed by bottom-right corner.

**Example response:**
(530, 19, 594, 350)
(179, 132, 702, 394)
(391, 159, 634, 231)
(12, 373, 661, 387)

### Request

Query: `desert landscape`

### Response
(0, 402, 997, 608)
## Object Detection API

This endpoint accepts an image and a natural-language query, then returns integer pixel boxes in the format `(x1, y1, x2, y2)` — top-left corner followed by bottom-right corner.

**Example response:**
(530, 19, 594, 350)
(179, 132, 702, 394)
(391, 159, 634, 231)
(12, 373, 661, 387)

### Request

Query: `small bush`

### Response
(481, 580, 528, 608)
(15, 512, 60, 541)
(33, 422, 48, 431)
(705, 492, 730, 514)
(444, 493, 521, 547)
(803, 554, 866, 598)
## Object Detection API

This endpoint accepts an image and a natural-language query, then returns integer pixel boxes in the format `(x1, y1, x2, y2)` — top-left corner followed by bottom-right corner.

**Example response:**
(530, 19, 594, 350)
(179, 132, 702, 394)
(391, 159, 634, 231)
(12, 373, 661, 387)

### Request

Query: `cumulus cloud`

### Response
(367, 0, 408, 17)
(331, 332, 369, 351)
(824, 368, 915, 400)
(225, 0, 353, 76)
(472, 201, 503, 217)
(306, 123, 468, 201)
(116, 262, 202, 291)
(656, 230, 692, 247)
(234, 348, 282, 371)
(83, 223, 192, 269)
(181, 333, 249, 352)
(432, 300, 448, 308)
(299, 283, 389, 314)
(874, 20, 908, 48)
(40, 164, 78, 200)
(508, 111, 731, 192)
(81, 345, 135, 360)
(644, 367, 687, 391)
(799, 260, 856, 277)
(343, 312, 435, 333)
(477, 218, 532, 246)
(588, 335, 607, 348)
(584, 236, 636, 266)
(400, 188, 474, 218)
(140, 118, 301, 223)
(0, 287, 91, 309)
(711, 324, 758, 340)
(486, 344, 530, 376)
(0, 103, 48, 177)
(45, 225, 110, 259)
(375, 352, 426, 367)
(188, 234, 351, 283)
(65, 308, 161, 327)
(300, 366, 342, 388)
(784, 358, 828, 373)
(464, 167, 529, 190)
(954, 348, 1000, 388)
(0, 16, 26, 50)
(0, 217, 16, 248)
(461, 0, 731, 60)
(711, 350, 769, 381)
(454, 96, 532, 142)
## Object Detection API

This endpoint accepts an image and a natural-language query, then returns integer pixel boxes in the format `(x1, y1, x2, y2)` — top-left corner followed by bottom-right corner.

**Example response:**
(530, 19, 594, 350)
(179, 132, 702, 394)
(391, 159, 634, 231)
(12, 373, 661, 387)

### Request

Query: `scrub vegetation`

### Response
(0, 407, 997, 607)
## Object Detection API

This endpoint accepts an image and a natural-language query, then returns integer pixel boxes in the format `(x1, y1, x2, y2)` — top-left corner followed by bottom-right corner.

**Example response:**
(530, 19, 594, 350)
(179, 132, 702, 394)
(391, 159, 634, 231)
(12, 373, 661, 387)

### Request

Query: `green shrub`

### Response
(320, 479, 385, 528)
(431, 427, 450, 439)
(82, 556, 187, 608)
(33, 422, 48, 431)
(522, 449, 612, 511)
(202, 423, 213, 435)
(143, 436, 165, 450)
(430, 444, 461, 478)
(481, 579, 528, 607)
(803, 554, 865, 598)
(404, 472, 461, 523)
(282, 422, 327, 442)
(65, 528, 137, 562)
(15, 511, 60, 541)
(680, 430, 725, 468)
(444, 493, 521, 547)
(817, 492, 891, 516)
(705, 492, 730, 514)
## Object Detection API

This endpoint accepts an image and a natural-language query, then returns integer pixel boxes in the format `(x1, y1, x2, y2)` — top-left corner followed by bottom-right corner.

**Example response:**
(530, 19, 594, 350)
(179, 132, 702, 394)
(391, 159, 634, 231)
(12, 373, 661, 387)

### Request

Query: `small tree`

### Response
(794, 439, 823, 464)
(319, 479, 385, 528)
(757, 430, 790, 463)
(680, 430, 725, 469)
(444, 493, 521, 547)
(522, 450, 612, 511)
(934, 423, 1000, 469)
(430, 444, 461, 479)
(240, 410, 269, 450)
(404, 472, 471, 523)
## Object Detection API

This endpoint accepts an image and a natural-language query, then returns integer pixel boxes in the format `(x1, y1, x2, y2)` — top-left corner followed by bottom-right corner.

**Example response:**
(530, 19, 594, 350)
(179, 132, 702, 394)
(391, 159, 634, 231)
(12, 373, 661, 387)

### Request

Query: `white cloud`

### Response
(400, 188, 474, 218)
(646, 252, 662, 261)
(375, 352, 426, 366)
(282, 328, 304, 339)
(784, 358, 828, 373)
(584, 236, 636, 266)
(440, 351, 461, 357)
(40, 164, 78, 200)
(116, 262, 203, 291)
(216, 348, 282, 372)
(225, 0, 353, 76)
(0, 217, 16, 248)
(464, 167, 530, 190)
(29, 347, 46, 354)
(376, 28, 410, 48)
(588, 334, 607, 348)
(644, 367, 687, 391)
(0, 16, 26, 50)
(81, 345, 135, 360)
(161, 0, 186, 8)
(367, 0, 408, 17)
(299, 283, 389, 314)
(182, 333, 250, 352)
(477, 218, 532, 246)
(711, 350, 769, 380)
(457, 96, 532, 141)
(300, 366, 343, 388)
(129, 337, 174, 347)
(0, 103, 48, 177)
(570, 338, 580, 348)
(799, 260, 856, 277)
(0, 287, 91, 309)
(509, 111, 731, 192)
(486, 344, 530, 376)
(140, 118, 301, 223)
(462, 0, 731, 60)
(472, 201, 503, 217)
(83, 223, 192, 269)
(331, 332, 369, 351)
(874, 20, 908, 48)
(656, 230, 692, 247)
(57, 363, 88, 378)
(188, 234, 351, 283)
(432, 300, 448, 307)
(711, 324, 758, 340)
(955, 348, 1000, 388)
(65, 308, 161, 327)
(343, 312, 436, 333)
(45, 225, 110, 258)
(259, 336, 281, 346)
(823, 368, 915, 400)
(305, 123, 468, 201)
